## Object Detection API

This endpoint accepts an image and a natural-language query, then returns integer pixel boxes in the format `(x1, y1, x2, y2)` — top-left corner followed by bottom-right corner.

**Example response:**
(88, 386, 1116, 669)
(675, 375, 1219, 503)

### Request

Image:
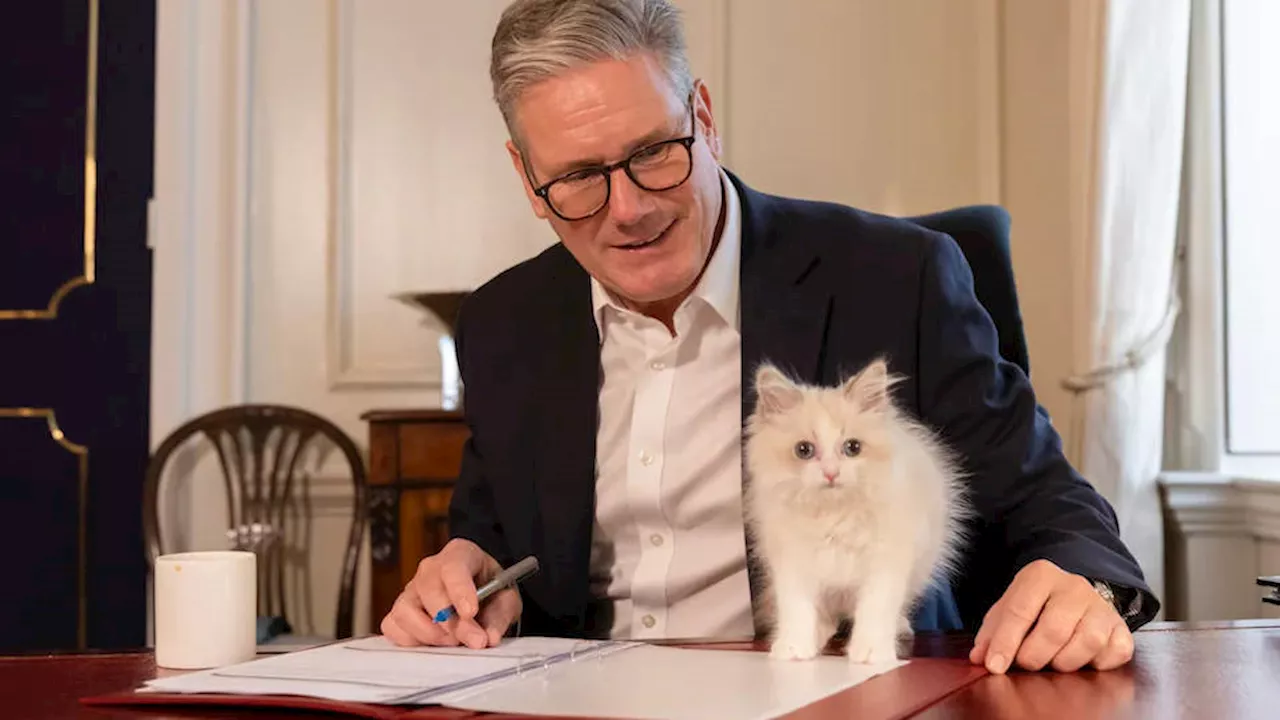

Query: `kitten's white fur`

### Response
(743, 358, 970, 664)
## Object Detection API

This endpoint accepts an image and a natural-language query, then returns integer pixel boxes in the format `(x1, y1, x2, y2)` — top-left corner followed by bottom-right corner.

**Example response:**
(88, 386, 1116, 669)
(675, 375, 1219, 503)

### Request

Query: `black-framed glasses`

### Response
(522, 97, 697, 221)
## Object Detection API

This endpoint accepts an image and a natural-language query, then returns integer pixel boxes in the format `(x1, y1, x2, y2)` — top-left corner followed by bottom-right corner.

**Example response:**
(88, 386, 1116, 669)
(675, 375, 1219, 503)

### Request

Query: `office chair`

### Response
(906, 204, 1030, 378)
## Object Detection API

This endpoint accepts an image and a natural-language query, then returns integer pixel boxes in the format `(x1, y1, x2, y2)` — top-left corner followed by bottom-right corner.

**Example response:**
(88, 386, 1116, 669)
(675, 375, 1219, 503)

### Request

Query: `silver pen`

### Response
(433, 555, 539, 623)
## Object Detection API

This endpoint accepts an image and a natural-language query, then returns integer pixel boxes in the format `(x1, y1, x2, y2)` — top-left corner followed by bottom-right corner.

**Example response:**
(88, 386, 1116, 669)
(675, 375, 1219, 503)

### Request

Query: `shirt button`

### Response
(650, 360, 665, 371)
(650, 533, 664, 547)
(642, 614, 656, 629)
(639, 450, 654, 466)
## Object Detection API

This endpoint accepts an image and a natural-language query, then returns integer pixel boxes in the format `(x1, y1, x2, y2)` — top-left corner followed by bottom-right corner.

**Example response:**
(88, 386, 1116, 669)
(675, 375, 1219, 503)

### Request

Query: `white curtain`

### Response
(1062, 0, 1192, 612)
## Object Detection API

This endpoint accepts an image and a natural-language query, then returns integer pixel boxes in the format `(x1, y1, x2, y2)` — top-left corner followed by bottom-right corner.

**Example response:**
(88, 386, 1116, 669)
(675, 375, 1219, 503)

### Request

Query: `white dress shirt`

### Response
(586, 169, 755, 640)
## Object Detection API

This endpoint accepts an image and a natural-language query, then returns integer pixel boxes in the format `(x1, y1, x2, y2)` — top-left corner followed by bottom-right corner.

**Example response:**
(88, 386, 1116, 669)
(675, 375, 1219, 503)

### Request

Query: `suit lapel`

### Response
(532, 252, 599, 633)
(733, 175, 833, 629)
(735, 175, 832, 409)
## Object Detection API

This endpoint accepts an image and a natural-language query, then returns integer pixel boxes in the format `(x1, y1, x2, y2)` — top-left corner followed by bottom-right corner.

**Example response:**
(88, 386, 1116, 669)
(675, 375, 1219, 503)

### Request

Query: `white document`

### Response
(141, 635, 631, 704)
(139, 635, 904, 719)
(436, 644, 903, 720)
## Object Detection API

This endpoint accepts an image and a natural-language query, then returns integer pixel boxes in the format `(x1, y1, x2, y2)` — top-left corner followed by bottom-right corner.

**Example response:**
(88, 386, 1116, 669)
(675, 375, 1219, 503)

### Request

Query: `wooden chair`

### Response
(143, 404, 367, 641)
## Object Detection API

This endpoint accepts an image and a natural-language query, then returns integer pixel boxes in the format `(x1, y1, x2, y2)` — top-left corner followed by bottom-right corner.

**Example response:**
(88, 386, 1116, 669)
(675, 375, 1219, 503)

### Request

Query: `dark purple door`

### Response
(0, 0, 154, 652)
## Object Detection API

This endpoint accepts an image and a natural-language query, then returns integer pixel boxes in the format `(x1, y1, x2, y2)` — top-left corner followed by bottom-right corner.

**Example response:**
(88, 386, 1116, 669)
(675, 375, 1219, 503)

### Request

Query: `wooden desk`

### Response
(361, 409, 468, 631)
(12, 620, 1280, 719)
(915, 619, 1280, 719)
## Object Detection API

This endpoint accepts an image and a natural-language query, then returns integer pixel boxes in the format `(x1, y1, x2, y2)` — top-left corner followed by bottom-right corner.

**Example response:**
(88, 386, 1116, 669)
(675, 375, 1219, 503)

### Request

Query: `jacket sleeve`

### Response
(446, 298, 514, 568)
(913, 230, 1159, 629)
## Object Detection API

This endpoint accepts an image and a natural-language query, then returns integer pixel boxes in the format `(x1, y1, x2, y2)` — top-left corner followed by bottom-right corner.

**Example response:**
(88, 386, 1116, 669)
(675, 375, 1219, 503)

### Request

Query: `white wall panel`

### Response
(333, 0, 559, 388)
(722, 0, 1002, 216)
(1162, 474, 1280, 621)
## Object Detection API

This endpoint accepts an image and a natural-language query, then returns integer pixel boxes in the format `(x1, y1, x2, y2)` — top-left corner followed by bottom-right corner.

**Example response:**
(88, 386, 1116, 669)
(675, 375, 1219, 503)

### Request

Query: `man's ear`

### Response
(841, 358, 896, 412)
(506, 139, 548, 220)
(754, 364, 802, 416)
(693, 79, 722, 160)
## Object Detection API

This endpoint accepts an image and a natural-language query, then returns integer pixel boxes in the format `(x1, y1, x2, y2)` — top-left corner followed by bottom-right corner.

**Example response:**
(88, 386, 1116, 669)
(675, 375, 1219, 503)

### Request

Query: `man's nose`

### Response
(606, 168, 655, 225)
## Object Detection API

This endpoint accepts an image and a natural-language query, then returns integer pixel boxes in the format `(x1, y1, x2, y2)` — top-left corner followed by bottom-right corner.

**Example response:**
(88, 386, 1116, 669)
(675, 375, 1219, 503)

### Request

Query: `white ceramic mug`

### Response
(154, 550, 257, 669)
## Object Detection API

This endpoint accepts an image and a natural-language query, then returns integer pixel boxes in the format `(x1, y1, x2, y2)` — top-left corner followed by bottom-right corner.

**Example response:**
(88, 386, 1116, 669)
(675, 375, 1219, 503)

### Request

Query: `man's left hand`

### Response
(969, 559, 1134, 674)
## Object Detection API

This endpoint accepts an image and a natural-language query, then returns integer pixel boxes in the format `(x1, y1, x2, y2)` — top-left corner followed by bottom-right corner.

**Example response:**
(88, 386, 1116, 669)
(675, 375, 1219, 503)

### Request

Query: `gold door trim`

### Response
(0, 0, 99, 321)
(0, 409, 89, 649)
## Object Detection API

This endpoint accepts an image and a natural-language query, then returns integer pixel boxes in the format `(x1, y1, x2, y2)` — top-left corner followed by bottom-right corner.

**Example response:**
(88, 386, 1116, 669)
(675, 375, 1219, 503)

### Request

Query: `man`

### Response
(381, 0, 1158, 675)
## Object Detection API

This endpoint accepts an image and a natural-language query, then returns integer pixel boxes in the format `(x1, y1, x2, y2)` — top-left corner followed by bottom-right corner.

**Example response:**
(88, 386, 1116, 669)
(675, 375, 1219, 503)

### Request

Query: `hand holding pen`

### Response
(380, 538, 533, 649)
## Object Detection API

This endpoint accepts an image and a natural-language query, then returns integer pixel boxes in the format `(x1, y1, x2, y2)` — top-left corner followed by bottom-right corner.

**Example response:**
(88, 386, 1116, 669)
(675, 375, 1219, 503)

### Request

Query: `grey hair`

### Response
(490, 0, 695, 142)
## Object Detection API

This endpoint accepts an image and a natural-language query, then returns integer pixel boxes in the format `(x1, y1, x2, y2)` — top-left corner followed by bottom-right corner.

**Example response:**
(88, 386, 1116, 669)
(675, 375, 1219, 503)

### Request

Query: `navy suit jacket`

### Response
(448, 171, 1159, 638)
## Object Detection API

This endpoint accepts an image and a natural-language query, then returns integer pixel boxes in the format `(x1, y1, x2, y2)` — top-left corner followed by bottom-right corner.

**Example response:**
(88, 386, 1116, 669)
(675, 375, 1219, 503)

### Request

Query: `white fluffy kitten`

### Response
(744, 358, 969, 664)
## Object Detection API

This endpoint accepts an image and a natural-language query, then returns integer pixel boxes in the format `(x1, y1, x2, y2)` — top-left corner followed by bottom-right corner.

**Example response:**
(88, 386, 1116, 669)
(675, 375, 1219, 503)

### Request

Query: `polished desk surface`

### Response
(2, 619, 1277, 720)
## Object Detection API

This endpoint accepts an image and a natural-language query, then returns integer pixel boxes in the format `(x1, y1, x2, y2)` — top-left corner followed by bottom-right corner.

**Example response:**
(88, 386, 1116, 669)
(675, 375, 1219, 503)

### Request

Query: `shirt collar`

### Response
(591, 168, 742, 340)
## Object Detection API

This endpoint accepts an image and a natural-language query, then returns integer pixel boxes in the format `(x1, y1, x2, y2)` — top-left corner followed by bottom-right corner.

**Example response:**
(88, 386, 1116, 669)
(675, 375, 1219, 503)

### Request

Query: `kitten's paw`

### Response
(846, 635, 898, 665)
(897, 615, 913, 637)
(770, 635, 820, 661)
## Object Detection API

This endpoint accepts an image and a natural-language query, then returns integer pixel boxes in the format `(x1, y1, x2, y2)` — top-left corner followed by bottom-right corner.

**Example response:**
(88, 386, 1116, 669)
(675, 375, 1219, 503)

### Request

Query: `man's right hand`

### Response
(379, 538, 522, 649)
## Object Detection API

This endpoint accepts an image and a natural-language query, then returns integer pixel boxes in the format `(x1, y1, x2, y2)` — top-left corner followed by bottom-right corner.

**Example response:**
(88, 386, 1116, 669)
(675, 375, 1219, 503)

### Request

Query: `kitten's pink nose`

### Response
(823, 471, 839, 485)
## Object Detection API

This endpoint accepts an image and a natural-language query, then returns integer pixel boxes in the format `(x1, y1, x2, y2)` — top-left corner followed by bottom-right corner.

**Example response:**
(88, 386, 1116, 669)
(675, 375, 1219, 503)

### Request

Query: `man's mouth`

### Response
(615, 221, 674, 251)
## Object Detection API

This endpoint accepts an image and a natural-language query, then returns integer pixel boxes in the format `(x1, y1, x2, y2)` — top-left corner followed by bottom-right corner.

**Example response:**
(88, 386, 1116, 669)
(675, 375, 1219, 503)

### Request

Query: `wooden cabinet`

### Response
(361, 409, 467, 630)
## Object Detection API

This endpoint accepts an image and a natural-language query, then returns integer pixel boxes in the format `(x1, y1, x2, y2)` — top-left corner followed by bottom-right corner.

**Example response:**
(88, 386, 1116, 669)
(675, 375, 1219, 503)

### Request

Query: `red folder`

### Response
(80, 690, 478, 719)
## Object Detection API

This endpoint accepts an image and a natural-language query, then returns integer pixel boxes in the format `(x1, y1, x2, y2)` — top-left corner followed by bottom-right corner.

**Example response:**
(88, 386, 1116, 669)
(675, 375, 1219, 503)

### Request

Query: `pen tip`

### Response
(434, 609, 452, 623)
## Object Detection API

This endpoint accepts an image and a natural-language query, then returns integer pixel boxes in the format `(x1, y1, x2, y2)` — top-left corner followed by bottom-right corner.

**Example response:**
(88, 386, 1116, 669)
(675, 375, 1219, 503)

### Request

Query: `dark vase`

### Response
(392, 290, 469, 410)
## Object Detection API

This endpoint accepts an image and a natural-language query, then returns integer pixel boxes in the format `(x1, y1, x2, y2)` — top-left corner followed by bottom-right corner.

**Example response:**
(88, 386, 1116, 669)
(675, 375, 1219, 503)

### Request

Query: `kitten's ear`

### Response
(843, 359, 894, 412)
(754, 364, 802, 416)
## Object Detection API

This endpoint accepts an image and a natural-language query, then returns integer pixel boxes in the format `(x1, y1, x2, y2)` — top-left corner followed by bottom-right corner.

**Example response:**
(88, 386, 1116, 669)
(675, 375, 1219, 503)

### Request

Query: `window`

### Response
(1222, 0, 1280, 461)
(1171, 0, 1280, 479)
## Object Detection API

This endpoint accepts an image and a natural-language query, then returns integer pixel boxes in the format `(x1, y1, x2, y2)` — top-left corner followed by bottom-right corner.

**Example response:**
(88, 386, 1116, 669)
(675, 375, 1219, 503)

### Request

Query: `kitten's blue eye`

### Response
(794, 441, 815, 459)
(842, 439, 862, 457)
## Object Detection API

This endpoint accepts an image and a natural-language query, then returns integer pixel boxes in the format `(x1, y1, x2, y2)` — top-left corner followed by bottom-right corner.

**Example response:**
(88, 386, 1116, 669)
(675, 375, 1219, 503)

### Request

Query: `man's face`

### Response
(506, 53, 724, 312)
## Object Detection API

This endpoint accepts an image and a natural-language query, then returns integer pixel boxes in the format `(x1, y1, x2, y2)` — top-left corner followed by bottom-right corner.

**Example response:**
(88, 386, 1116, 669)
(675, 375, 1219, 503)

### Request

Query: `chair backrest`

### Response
(143, 404, 367, 639)
(905, 205, 1031, 377)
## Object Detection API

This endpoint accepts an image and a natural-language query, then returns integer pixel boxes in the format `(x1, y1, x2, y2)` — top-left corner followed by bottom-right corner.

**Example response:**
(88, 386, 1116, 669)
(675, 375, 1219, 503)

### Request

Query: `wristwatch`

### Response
(1092, 579, 1142, 622)
(1092, 579, 1117, 607)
